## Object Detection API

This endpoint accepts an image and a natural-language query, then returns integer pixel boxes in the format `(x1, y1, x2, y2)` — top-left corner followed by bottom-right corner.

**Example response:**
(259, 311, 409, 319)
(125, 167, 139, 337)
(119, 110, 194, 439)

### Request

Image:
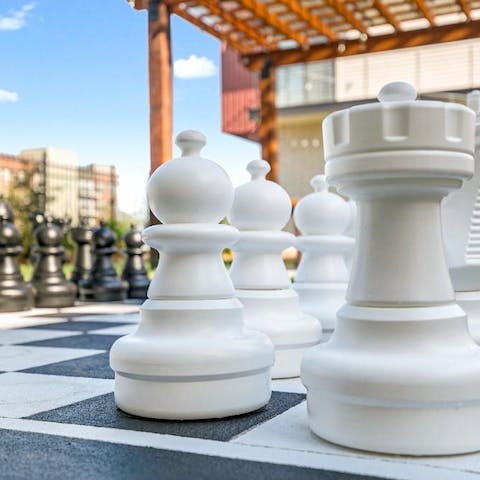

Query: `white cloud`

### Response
(0, 3, 36, 31)
(0, 89, 19, 103)
(174, 55, 217, 79)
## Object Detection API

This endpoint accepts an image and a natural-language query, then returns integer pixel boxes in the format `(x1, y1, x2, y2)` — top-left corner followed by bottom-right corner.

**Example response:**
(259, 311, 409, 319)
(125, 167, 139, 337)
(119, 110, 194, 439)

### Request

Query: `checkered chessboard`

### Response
(0, 303, 479, 480)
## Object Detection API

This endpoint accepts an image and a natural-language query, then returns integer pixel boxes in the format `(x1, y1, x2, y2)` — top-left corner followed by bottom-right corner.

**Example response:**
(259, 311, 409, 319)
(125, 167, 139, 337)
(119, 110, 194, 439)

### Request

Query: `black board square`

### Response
(0, 430, 381, 480)
(19, 334, 122, 351)
(21, 352, 113, 379)
(29, 391, 306, 441)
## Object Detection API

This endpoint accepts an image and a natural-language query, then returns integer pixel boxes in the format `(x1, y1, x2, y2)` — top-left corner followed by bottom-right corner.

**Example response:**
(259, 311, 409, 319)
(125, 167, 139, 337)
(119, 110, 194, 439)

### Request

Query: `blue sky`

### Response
(0, 0, 258, 216)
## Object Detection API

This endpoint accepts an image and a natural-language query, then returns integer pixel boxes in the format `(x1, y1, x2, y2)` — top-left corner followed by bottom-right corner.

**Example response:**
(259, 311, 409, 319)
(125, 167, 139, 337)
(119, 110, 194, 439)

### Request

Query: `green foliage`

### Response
(105, 218, 134, 253)
(6, 167, 44, 261)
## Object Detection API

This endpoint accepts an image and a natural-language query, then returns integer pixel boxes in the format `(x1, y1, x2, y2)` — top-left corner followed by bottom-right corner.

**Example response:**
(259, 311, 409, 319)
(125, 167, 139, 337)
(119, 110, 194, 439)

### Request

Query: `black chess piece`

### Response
(31, 216, 77, 308)
(55, 216, 72, 265)
(0, 212, 34, 312)
(122, 224, 150, 299)
(29, 212, 45, 266)
(71, 218, 94, 298)
(0, 195, 14, 223)
(90, 221, 127, 301)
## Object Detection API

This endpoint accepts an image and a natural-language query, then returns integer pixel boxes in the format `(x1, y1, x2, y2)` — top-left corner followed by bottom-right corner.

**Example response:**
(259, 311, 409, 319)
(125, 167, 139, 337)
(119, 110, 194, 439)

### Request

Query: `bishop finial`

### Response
(175, 130, 207, 157)
(467, 90, 480, 116)
(310, 175, 328, 193)
(247, 160, 270, 180)
(377, 81, 417, 103)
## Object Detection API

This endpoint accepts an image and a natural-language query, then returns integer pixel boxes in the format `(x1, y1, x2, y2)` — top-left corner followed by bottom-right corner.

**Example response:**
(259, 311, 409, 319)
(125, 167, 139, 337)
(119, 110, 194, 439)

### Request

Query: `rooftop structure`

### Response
(128, 0, 480, 184)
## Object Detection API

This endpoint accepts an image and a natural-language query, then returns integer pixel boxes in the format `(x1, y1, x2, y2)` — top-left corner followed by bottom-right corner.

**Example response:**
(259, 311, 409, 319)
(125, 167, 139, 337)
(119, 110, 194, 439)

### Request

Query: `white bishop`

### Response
(293, 175, 354, 334)
(228, 160, 322, 379)
(110, 131, 274, 420)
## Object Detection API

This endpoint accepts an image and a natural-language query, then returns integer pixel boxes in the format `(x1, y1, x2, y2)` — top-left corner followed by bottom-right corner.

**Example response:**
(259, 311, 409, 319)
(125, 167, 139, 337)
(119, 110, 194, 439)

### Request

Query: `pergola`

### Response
(130, 0, 480, 181)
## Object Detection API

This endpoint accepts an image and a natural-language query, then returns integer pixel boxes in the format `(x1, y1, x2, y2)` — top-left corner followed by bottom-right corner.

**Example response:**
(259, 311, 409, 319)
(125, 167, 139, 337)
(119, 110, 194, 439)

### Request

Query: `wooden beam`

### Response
(148, 0, 172, 175)
(412, 0, 435, 26)
(259, 60, 278, 183)
(171, 4, 249, 53)
(325, 0, 368, 34)
(244, 18, 480, 70)
(236, 0, 309, 48)
(372, 0, 402, 31)
(195, 0, 276, 49)
(278, 0, 337, 41)
(458, 0, 472, 20)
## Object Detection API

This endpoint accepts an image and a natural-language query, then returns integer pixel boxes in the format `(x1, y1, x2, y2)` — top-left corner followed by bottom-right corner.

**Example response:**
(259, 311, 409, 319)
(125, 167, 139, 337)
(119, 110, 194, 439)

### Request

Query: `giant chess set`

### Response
(2, 82, 480, 479)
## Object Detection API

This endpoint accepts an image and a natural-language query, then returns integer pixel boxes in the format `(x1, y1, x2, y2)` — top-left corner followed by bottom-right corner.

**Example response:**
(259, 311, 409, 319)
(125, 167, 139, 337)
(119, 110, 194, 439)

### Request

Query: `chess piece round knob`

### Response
(124, 224, 143, 249)
(228, 160, 291, 231)
(377, 81, 417, 103)
(293, 175, 351, 235)
(94, 220, 115, 248)
(175, 129, 207, 156)
(0, 215, 20, 247)
(0, 195, 14, 223)
(36, 217, 62, 247)
(147, 130, 233, 224)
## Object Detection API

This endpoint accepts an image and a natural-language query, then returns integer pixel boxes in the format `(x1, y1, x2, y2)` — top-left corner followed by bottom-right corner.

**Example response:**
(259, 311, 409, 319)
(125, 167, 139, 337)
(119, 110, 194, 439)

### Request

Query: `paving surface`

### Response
(0, 303, 479, 479)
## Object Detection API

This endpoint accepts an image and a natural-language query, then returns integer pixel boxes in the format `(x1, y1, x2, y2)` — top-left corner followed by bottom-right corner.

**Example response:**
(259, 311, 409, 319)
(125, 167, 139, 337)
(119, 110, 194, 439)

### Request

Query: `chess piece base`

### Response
(92, 282, 127, 302)
(110, 298, 274, 419)
(457, 290, 480, 343)
(237, 289, 322, 379)
(125, 278, 149, 300)
(34, 283, 77, 308)
(302, 303, 480, 455)
(127, 286, 149, 299)
(293, 282, 347, 333)
(0, 283, 34, 312)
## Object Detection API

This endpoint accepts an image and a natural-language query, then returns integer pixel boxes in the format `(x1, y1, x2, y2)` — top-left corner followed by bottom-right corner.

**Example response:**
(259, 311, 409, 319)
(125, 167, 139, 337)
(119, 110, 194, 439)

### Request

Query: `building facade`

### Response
(0, 148, 117, 226)
(222, 38, 480, 199)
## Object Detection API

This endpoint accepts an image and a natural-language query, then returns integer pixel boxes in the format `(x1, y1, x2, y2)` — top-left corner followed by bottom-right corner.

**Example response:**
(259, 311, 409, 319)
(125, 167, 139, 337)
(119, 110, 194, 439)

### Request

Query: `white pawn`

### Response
(302, 81, 480, 455)
(228, 160, 322, 379)
(293, 175, 354, 335)
(110, 131, 274, 419)
(442, 91, 480, 341)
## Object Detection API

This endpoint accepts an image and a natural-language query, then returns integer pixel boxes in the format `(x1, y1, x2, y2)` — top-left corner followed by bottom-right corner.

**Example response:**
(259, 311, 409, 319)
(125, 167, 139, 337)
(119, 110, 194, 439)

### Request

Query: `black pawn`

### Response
(0, 195, 14, 222)
(71, 219, 93, 296)
(0, 213, 34, 312)
(32, 216, 77, 308)
(122, 224, 150, 299)
(90, 221, 127, 301)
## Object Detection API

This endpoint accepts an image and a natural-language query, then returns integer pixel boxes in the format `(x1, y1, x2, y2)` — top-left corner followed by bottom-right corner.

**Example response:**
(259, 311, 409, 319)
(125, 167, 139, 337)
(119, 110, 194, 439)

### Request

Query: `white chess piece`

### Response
(345, 199, 356, 272)
(442, 91, 480, 341)
(293, 175, 353, 334)
(228, 160, 322, 379)
(301, 81, 480, 455)
(110, 131, 274, 419)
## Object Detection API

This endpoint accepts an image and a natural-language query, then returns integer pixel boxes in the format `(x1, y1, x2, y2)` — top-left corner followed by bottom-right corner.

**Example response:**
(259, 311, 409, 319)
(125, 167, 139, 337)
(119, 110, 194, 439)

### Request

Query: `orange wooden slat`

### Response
(172, 4, 250, 53)
(244, 17, 480, 69)
(236, 0, 309, 48)
(324, 0, 369, 34)
(278, 0, 337, 41)
(196, 0, 276, 48)
(412, 0, 436, 25)
(372, 0, 402, 30)
(458, 0, 472, 18)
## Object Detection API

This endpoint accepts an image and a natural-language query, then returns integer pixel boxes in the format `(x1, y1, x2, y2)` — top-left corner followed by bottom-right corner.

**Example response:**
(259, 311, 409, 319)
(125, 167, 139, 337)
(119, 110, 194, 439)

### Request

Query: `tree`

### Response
(5, 162, 45, 261)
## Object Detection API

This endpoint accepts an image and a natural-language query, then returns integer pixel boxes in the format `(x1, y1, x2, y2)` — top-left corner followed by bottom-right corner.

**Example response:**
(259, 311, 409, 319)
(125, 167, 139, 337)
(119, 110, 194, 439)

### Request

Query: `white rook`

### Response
(301, 82, 480, 455)
(110, 131, 274, 419)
